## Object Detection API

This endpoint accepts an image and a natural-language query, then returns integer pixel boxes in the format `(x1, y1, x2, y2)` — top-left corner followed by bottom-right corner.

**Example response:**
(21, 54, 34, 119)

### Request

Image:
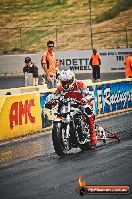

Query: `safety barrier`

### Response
(87, 78, 132, 114)
(0, 84, 47, 96)
(0, 92, 41, 141)
(0, 78, 132, 142)
(40, 78, 132, 128)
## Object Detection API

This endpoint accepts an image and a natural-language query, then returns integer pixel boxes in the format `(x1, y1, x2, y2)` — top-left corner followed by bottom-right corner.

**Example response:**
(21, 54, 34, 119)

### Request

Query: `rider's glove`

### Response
(81, 95, 94, 103)
(81, 98, 87, 103)
(84, 95, 94, 102)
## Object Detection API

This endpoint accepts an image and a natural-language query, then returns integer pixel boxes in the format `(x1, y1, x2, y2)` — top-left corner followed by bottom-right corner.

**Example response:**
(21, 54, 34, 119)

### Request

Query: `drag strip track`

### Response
(0, 73, 125, 89)
(0, 111, 132, 199)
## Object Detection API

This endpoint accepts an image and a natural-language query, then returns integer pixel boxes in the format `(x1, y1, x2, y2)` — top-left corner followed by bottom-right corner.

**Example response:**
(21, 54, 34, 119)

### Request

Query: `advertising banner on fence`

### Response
(40, 79, 132, 128)
(0, 48, 131, 76)
(88, 80, 132, 114)
(0, 92, 41, 141)
(54, 48, 132, 74)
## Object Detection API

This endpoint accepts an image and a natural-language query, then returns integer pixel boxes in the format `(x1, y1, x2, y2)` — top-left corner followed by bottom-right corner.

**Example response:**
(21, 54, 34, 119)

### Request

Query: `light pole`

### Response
(89, 0, 93, 49)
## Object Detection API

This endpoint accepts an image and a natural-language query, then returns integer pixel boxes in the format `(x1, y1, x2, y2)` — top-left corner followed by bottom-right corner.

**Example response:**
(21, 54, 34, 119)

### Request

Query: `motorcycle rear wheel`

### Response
(52, 122, 68, 156)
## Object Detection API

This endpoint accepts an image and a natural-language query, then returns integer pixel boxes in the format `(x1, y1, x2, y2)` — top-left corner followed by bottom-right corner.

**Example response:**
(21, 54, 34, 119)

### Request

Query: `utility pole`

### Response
(89, 0, 93, 49)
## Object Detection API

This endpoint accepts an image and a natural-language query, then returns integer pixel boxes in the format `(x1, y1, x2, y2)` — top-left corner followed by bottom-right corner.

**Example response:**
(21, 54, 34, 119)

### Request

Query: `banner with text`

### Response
(88, 80, 132, 114)
(0, 92, 41, 141)
(0, 48, 131, 76)
(40, 79, 132, 128)
(54, 48, 132, 74)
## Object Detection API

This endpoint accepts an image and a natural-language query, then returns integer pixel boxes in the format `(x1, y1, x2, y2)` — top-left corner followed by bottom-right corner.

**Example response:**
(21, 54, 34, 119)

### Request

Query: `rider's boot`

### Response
(88, 115, 97, 147)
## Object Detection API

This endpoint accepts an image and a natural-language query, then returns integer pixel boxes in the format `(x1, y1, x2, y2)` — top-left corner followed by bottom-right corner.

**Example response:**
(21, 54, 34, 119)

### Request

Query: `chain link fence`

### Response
(0, 23, 131, 54)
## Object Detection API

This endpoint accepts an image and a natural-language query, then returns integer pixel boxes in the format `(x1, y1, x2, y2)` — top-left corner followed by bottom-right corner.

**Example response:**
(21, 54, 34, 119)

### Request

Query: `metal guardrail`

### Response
(0, 23, 131, 54)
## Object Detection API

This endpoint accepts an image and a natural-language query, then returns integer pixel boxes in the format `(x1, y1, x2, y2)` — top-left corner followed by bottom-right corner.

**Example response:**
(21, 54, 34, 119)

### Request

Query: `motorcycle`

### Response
(45, 93, 121, 156)
(46, 94, 93, 156)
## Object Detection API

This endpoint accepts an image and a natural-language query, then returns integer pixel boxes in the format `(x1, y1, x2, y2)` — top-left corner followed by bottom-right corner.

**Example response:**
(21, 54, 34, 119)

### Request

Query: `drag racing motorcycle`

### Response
(45, 94, 120, 156)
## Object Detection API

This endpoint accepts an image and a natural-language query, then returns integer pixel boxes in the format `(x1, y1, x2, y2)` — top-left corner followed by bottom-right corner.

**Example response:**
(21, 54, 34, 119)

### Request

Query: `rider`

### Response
(46, 69, 97, 147)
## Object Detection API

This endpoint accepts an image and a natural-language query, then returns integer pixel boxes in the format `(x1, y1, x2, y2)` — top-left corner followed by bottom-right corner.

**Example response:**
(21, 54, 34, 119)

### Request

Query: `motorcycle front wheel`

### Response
(78, 119, 92, 151)
(52, 122, 68, 156)
(79, 141, 91, 151)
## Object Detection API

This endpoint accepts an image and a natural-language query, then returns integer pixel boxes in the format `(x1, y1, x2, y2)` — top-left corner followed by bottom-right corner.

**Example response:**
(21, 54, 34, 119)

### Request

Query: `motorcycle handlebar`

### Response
(52, 97, 83, 105)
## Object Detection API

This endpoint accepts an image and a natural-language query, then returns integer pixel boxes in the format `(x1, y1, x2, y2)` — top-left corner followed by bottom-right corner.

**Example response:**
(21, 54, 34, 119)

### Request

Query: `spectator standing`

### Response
(23, 57, 33, 86)
(41, 40, 58, 89)
(89, 48, 101, 82)
(23, 57, 38, 86)
(124, 52, 132, 78)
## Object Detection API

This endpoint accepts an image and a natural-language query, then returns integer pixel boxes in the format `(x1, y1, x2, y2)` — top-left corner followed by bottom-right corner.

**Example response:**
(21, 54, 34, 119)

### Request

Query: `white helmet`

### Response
(59, 69, 75, 89)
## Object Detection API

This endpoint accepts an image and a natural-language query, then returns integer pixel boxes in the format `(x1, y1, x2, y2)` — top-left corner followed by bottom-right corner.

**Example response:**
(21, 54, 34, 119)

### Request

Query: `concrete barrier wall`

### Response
(0, 92, 41, 141)
(0, 48, 131, 76)
(87, 79, 132, 114)
(0, 85, 47, 96)
(0, 78, 131, 142)
(40, 78, 132, 128)
(0, 54, 39, 76)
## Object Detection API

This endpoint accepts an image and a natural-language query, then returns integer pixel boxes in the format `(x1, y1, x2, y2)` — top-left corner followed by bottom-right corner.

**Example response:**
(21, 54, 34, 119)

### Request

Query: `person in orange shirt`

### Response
(124, 52, 132, 78)
(89, 48, 101, 82)
(41, 40, 58, 88)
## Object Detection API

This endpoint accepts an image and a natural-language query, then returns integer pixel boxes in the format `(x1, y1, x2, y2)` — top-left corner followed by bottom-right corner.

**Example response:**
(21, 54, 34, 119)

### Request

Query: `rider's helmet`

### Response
(59, 69, 75, 90)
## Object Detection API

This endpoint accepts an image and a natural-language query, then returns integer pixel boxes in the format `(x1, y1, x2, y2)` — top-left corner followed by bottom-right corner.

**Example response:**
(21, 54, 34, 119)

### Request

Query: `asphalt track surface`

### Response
(0, 73, 132, 199)
(0, 73, 125, 89)
(0, 111, 132, 199)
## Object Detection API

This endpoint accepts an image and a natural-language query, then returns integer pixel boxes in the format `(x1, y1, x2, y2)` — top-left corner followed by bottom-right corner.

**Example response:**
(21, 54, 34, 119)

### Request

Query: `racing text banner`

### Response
(88, 79, 132, 114)
(40, 79, 132, 128)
